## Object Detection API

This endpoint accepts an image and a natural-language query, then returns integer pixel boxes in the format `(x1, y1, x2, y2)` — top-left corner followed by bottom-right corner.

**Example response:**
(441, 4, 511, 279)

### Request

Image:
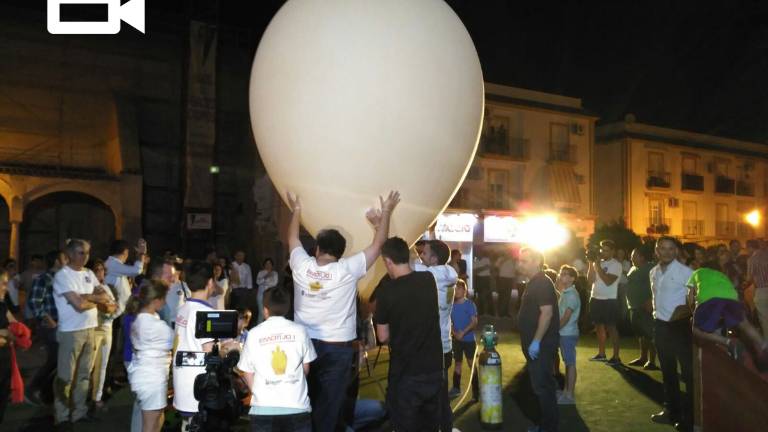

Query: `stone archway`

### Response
(21, 192, 116, 264)
(0, 196, 8, 260)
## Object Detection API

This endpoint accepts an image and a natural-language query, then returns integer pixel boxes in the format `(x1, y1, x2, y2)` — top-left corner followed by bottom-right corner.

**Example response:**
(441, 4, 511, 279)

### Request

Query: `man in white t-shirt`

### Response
(286, 190, 400, 432)
(172, 260, 219, 430)
(230, 250, 254, 314)
(587, 239, 623, 364)
(415, 239, 458, 432)
(52, 239, 115, 427)
(238, 285, 316, 431)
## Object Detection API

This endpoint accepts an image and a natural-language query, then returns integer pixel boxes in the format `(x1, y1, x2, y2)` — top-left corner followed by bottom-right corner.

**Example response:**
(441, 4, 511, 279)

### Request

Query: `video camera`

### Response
(585, 244, 601, 262)
(176, 310, 249, 432)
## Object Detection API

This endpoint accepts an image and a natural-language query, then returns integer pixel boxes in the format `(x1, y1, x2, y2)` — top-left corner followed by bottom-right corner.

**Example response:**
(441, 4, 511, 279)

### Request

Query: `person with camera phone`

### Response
(586, 239, 622, 364)
(127, 280, 173, 432)
(237, 286, 316, 431)
(173, 261, 233, 431)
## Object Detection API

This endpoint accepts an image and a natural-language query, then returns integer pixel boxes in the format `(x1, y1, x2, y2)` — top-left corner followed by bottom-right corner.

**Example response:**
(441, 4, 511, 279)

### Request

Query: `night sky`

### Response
(8, 0, 768, 143)
(226, 0, 768, 143)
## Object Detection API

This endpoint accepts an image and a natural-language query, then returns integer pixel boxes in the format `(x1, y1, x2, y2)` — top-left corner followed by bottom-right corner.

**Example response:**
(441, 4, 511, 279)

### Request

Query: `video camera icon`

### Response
(47, 0, 145, 35)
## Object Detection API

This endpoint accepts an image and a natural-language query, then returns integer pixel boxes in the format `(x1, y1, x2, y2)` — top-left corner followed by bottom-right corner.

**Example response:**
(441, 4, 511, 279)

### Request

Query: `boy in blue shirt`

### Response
(450, 279, 479, 400)
(557, 265, 581, 405)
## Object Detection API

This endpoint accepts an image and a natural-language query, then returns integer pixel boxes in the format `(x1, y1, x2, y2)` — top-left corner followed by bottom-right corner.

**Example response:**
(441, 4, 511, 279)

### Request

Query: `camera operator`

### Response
(587, 240, 622, 364)
(173, 261, 236, 431)
(127, 280, 173, 432)
(238, 286, 316, 431)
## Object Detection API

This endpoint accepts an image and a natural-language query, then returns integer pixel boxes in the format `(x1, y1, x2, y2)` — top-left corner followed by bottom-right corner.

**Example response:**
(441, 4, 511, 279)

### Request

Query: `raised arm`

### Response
(287, 192, 303, 252)
(363, 191, 401, 270)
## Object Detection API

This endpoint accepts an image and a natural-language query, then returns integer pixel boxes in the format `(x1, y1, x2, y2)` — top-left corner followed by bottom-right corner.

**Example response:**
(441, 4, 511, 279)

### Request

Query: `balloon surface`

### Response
(250, 0, 484, 257)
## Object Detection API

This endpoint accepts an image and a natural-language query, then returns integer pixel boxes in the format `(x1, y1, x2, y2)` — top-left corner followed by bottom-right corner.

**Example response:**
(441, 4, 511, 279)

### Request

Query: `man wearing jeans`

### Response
(26, 250, 67, 405)
(649, 237, 694, 432)
(286, 191, 399, 432)
(52, 239, 114, 430)
(746, 239, 768, 336)
(518, 248, 560, 432)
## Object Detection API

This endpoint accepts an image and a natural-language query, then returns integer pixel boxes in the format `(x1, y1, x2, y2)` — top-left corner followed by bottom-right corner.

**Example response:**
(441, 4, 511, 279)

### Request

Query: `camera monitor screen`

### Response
(195, 310, 238, 339)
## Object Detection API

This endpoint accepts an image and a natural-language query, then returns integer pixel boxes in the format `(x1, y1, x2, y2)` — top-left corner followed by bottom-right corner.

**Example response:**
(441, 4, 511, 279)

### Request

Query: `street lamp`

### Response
(745, 209, 761, 227)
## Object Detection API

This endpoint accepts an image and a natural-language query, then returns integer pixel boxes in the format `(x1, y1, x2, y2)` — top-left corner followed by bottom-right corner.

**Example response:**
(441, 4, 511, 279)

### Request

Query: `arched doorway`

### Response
(0, 197, 9, 260)
(21, 192, 116, 265)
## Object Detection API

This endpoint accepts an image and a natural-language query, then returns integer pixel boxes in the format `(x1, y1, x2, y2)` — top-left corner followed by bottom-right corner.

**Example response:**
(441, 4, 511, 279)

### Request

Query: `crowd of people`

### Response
(2, 196, 768, 432)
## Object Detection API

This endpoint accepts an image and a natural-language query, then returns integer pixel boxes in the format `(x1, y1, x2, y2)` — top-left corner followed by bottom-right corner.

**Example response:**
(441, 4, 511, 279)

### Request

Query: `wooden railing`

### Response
(693, 332, 768, 431)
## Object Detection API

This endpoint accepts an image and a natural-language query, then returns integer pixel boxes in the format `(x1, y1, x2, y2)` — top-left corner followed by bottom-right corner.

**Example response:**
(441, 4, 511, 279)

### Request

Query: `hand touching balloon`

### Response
(287, 192, 302, 213)
(366, 191, 400, 228)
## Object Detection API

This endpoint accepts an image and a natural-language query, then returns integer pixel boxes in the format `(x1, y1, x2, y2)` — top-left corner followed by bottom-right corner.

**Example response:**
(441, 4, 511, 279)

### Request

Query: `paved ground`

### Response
(2, 317, 678, 432)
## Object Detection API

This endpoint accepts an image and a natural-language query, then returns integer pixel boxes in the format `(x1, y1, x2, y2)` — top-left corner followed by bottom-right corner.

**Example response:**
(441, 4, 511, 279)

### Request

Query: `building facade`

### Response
(596, 116, 768, 244)
(446, 83, 597, 244)
(0, 2, 286, 269)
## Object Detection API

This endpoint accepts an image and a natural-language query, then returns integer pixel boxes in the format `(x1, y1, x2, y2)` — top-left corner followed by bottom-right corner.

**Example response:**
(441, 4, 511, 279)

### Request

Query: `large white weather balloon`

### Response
(250, 0, 484, 257)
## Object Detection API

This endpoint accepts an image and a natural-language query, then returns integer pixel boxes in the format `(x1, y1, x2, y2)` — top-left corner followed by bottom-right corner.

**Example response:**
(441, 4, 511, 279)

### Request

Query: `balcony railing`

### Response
(646, 218, 672, 234)
(480, 135, 530, 160)
(715, 176, 736, 194)
(737, 222, 755, 239)
(681, 173, 704, 191)
(682, 219, 704, 236)
(716, 221, 736, 237)
(736, 180, 755, 197)
(647, 171, 671, 188)
(548, 144, 577, 163)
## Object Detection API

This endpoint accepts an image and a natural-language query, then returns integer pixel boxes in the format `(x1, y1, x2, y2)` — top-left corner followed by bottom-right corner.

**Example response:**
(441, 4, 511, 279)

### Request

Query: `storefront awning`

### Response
(548, 164, 581, 207)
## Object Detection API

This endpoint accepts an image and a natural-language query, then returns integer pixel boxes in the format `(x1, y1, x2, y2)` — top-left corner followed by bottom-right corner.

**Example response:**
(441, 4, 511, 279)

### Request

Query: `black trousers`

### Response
(28, 325, 58, 396)
(654, 318, 693, 425)
(0, 348, 10, 424)
(439, 352, 453, 432)
(387, 371, 444, 432)
(475, 276, 492, 315)
(497, 277, 515, 317)
(525, 344, 559, 432)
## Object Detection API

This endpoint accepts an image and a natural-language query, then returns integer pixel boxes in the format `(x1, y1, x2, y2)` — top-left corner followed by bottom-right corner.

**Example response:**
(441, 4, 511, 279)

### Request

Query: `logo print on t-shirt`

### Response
(309, 281, 323, 292)
(272, 345, 287, 375)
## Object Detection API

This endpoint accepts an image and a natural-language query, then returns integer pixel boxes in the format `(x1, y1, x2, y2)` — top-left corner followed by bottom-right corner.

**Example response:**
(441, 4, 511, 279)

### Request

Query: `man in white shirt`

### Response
(649, 237, 694, 432)
(172, 261, 219, 430)
(416, 239, 458, 432)
(473, 251, 492, 315)
(105, 239, 147, 384)
(232, 251, 253, 289)
(105, 239, 147, 318)
(286, 190, 400, 432)
(52, 239, 115, 427)
(238, 285, 316, 431)
(230, 250, 254, 312)
(587, 239, 623, 364)
(496, 252, 517, 318)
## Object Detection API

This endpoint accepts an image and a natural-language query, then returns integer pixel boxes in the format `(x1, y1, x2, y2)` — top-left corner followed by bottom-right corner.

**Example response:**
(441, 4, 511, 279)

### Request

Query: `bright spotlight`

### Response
(745, 209, 761, 227)
(520, 214, 570, 252)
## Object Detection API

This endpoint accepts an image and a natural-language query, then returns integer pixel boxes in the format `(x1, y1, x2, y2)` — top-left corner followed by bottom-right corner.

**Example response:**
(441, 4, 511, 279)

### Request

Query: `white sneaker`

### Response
(557, 394, 576, 405)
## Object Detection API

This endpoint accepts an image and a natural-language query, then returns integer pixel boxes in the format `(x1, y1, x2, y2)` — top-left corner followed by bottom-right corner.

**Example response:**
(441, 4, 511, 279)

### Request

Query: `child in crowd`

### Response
(687, 263, 767, 360)
(237, 286, 316, 431)
(449, 279, 479, 400)
(556, 265, 581, 405)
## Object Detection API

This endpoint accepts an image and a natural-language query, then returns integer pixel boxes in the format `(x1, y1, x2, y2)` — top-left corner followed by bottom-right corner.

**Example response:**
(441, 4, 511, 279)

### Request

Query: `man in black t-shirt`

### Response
(374, 237, 444, 432)
(518, 248, 560, 432)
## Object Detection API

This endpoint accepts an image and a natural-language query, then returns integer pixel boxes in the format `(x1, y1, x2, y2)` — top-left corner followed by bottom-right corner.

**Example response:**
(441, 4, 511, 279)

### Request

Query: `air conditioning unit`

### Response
(570, 123, 585, 135)
(668, 198, 680, 208)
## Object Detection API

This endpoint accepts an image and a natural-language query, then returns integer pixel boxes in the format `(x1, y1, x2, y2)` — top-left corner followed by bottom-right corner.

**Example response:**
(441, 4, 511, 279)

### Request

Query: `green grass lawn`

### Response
(5, 328, 678, 432)
(359, 329, 676, 432)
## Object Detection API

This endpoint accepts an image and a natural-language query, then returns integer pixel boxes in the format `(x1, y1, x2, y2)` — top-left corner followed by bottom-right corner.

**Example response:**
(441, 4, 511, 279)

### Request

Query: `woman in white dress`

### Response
(210, 261, 229, 310)
(255, 258, 278, 324)
(127, 280, 173, 432)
